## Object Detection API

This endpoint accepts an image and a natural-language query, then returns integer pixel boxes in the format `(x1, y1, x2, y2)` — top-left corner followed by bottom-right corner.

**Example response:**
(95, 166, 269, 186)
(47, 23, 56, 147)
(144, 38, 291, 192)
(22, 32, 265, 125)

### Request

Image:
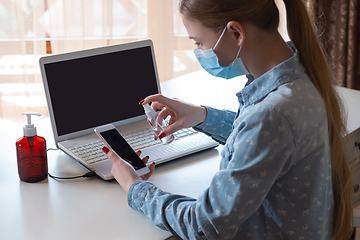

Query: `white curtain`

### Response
(0, 0, 200, 132)
(0, 0, 288, 133)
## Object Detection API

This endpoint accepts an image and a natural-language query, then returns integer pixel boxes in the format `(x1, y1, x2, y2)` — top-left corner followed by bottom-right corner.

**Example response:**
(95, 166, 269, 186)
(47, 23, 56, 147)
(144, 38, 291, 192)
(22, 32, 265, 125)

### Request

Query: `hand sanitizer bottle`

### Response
(142, 103, 174, 144)
(16, 112, 48, 183)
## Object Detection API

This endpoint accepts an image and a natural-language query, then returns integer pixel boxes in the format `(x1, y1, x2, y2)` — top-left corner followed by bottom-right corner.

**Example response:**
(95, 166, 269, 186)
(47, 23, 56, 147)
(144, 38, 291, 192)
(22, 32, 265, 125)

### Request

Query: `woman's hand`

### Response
(102, 146, 155, 193)
(139, 94, 207, 139)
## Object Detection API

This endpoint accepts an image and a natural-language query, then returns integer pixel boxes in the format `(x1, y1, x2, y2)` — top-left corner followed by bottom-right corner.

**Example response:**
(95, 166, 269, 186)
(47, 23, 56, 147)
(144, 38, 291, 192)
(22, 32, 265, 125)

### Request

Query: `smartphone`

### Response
(94, 124, 150, 176)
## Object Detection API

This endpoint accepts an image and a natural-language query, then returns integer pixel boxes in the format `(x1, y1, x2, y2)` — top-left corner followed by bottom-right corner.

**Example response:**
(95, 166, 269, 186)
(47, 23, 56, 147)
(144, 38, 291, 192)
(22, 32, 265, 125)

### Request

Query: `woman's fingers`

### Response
(141, 94, 176, 110)
(136, 150, 150, 164)
(142, 155, 150, 164)
(158, 121, 184, 139)
(141, 162, 155, 181)
(139, 94, 207, 139)
(157, 107, 176, 122)
(103, 146, 118, 163)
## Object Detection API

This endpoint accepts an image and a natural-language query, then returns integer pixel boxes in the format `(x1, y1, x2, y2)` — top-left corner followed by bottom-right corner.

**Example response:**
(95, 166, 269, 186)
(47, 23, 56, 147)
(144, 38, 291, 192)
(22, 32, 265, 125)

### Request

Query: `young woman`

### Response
(103, 0, 354, 239)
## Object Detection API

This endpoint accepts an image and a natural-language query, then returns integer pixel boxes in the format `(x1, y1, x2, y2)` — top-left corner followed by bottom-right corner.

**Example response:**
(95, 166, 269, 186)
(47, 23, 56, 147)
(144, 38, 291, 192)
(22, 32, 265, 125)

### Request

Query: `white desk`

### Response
(1, 70, 359, 240)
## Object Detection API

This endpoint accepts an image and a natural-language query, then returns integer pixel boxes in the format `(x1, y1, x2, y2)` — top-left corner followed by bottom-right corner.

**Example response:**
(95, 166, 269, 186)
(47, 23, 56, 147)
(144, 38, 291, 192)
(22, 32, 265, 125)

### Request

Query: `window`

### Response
(0, 0, 288, 133)
(0, 0, 201, 133)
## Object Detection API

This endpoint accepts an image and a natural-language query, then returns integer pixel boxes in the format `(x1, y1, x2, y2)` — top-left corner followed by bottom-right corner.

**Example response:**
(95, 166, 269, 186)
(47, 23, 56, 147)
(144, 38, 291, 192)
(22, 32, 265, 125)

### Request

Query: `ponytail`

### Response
(283, 0, 354, 239)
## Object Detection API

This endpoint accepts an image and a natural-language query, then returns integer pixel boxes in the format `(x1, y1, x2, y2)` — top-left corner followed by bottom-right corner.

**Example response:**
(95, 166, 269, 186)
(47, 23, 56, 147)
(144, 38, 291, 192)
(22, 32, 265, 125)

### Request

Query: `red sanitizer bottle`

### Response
(16, 112, 48, 183)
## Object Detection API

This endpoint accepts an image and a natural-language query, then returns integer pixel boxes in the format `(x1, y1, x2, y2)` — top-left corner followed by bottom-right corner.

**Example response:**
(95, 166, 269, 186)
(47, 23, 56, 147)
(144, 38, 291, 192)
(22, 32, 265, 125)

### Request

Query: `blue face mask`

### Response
(194, 27, 249, 79)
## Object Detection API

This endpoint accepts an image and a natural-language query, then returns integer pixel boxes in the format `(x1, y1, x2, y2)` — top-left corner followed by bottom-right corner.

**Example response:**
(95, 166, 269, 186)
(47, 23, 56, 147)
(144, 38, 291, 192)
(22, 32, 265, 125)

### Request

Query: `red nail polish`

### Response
(159, 132, 166, 139)
(102, 146, 109, 154)
(139, 100, 145, 105)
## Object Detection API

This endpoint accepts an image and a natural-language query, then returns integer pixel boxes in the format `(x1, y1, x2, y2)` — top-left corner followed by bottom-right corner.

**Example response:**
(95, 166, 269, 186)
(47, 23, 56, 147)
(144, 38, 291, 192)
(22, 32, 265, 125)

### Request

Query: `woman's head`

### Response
(182, 16, 245, 67)
(179, 0, 279, 33)
(180, 0, 285, 75)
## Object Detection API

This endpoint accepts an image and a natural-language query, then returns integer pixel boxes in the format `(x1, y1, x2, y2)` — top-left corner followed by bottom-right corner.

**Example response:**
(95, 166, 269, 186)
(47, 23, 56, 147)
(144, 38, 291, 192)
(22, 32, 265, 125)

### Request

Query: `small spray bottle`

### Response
(16, 112, 48, 183)
(142, 103, 174, 144)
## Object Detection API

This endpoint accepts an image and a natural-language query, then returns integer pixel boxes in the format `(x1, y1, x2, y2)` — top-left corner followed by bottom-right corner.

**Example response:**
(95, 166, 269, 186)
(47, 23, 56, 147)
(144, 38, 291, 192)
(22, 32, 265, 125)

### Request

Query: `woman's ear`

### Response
(227, 21, 245, 46)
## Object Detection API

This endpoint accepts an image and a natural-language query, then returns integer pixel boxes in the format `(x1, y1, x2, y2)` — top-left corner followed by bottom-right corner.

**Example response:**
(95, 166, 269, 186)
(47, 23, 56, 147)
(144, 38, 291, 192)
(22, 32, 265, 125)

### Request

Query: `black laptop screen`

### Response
(44, 46, 159, 136)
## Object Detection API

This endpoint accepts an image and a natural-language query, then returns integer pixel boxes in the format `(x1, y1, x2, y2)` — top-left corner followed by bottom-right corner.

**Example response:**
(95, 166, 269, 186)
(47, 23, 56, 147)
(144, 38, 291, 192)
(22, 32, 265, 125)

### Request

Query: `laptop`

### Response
(39, 39, 219, 180)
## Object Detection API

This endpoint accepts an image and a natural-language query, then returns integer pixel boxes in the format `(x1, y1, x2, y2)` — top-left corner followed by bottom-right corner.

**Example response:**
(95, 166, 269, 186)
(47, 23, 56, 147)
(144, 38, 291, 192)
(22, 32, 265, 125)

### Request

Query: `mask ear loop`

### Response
(213, 27, 227, 50)
(229, 45, 242, 67)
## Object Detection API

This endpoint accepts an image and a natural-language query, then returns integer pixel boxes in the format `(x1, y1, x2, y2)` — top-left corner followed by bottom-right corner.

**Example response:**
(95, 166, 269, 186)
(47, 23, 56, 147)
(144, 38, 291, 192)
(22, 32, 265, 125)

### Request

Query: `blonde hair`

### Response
(283, 1, 353, 238)
(180, 0, 354, 238)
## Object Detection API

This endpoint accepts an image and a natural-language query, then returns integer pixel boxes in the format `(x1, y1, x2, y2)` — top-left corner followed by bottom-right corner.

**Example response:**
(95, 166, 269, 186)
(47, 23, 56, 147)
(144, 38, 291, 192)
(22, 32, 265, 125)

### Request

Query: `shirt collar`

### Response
(236, 48, 305, 108)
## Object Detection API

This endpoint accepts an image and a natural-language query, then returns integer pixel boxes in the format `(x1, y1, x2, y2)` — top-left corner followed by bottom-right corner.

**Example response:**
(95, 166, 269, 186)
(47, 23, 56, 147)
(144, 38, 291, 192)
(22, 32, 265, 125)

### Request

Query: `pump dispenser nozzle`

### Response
(142, 103, 174, 145)
(142, 103, 156, 119)
(22, 112, 41, 137)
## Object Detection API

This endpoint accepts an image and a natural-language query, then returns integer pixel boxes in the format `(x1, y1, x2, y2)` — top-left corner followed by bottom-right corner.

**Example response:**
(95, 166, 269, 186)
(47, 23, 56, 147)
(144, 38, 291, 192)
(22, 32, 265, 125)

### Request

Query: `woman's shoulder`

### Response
(238, 75, 328, 141)
(260, 75, 326, 118)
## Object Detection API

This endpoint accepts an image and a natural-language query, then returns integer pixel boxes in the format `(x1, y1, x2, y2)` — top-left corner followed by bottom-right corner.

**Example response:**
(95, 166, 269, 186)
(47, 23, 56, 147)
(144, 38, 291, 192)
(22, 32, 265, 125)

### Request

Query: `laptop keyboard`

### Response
(69, 127, 198, 165)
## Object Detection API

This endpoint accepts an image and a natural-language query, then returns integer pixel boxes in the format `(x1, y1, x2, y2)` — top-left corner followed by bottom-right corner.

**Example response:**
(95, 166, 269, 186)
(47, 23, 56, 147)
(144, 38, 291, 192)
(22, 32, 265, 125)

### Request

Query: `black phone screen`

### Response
(99, 129, 146, 170)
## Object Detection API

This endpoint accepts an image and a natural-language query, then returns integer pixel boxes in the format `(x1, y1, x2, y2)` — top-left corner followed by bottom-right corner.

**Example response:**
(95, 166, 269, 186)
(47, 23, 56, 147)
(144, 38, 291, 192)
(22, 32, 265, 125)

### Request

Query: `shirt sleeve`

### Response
(128, 181, 207, 239)
(128, 106, 296, 240)
(193, 106, 236, 145)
